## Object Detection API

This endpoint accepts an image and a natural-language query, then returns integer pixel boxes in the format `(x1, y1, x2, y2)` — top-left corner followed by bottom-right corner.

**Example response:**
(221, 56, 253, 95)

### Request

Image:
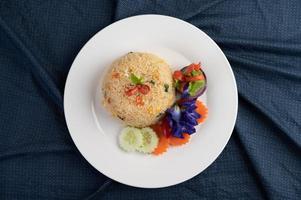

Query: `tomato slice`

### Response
(173, 70, 184, 80)
(138, 84, 150, 95)
(184, 63, 201, 74)
(184, 74, 204, 82)
(161, 118, 171, 138)
(125, 86, 138, 96)
(185, 65, 195, 74)
(192, 63, 201, 70)
(150, 123, 162, 134)
(150, 118, 171, 138)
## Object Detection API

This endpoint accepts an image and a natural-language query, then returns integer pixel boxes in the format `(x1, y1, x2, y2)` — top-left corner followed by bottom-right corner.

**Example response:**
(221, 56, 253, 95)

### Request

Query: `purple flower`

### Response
(166, 100, 200, 138)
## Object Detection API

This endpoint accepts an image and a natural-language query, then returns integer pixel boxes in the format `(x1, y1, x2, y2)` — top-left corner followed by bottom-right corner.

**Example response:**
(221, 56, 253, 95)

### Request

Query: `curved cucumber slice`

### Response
(119, 127, 143, 152)
(137, 127, 159, 153)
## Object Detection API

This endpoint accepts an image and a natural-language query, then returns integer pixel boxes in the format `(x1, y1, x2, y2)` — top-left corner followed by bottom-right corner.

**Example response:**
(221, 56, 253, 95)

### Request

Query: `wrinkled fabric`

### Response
(0, 0, 300, 199)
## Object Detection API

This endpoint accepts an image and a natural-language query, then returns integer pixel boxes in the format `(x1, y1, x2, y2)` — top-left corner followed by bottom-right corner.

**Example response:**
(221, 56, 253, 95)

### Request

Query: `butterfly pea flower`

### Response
(166, 100, 200, 138)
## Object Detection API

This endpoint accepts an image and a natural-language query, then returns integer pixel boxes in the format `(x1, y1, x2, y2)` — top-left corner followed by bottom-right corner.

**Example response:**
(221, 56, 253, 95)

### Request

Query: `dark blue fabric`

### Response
(0, 0, 300, 199)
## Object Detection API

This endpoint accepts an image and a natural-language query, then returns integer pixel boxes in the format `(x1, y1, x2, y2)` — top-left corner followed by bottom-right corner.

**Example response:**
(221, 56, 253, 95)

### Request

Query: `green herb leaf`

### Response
(130, 74, 144, 85)
(188, 80, 205, 96)
(150, 80, 155, 85)
(174, 80, 180, 89)
(191, 70, 201, 76)
(164, 84, 169, 92)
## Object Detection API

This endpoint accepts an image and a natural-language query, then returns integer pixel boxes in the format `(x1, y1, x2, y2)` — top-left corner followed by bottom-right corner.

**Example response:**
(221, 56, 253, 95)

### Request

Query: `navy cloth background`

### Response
(0, 0, 300, 199)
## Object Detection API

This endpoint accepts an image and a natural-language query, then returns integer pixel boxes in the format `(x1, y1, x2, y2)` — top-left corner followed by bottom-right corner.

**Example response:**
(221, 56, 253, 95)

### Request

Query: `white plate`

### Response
(64, 15, 238, 188)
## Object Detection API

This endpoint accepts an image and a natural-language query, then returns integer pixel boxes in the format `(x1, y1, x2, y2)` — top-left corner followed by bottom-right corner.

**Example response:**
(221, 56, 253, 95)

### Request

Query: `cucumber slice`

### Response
(137, 127, 159, 153)
(119, 127, 143, 152)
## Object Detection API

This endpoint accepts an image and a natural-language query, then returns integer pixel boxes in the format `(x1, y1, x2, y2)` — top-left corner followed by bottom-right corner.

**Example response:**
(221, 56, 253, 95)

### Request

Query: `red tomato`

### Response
(125, 87, 138, 96)
(185, 63, 201, 74)
(173, 70, 184, 80)
(138, 84, 150, 95)
(161, 118, 171, 138)
(150, 123, 162, 134)
(192, 63, 201, 70)
(184, 74, 204, 82)
(150, 118, 170, 138)
(185, 65, 195, 74)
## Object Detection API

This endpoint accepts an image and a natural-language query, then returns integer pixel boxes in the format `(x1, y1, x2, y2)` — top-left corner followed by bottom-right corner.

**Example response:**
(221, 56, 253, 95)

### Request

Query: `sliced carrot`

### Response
(152, 133, 169, 155)
(195, 100, 208, 124)
(135, 96, 144, 106)
(169, 133, 190, 146)
(151, 126, 169, 155)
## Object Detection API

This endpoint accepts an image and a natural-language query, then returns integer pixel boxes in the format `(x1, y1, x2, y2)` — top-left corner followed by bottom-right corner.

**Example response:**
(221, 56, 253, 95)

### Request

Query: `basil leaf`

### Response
(188, 80, 205, 96)
(130, 74, 143, 84)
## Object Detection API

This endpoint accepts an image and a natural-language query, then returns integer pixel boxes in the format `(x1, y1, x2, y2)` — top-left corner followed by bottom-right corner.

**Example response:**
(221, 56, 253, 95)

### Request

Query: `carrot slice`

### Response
(152, 133, 169, 155)
(169, 133, 190, 146)
(195, 100, 208, 123)
(150, 125, 169, 155)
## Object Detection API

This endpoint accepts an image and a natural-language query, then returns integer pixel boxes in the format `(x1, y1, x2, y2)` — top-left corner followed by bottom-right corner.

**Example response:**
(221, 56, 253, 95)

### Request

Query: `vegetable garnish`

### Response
(125, 87, 139, 96)
(164, 84, 169, 92)
(137, 128, 159, 153)
(191, 70, 201, 76)
(185, 74, 204, 82)
(169, 133, 190, 146)
(188, 80, 205, 96)
(177, 82, 186, 93)
(136, 96, 144, 106)
(151, 125, 169, 155)
(161, 117, 171, 138)
(166, 100, 200, 138)
(126, 74, 150, 97)
(173, 70, 183, 81)
(195, 100, 208, 124)
(184, 63, 201, 74)
(119, 127, 143, 152)
(137, 84, 150, 94)
(174, 80, 180, 89)
(119, 126, 158, 154)
(150, 80, 155, 85)
(130, 73, 144, 85)
(173, 64, 207, 100)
